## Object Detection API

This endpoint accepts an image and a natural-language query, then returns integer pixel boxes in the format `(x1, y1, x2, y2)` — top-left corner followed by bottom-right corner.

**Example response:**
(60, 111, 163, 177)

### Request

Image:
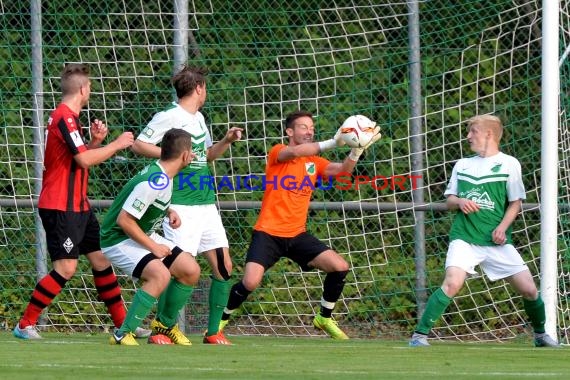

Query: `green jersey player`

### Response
(102, 128, 199, 345)
(409, 114, 560, 348)
(132, 65, 242, 345)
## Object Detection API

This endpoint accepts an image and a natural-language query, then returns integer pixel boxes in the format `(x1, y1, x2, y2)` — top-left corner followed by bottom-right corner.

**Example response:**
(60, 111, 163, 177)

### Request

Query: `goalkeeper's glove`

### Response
(348, 126, 381, 161)
(318, 128, 347, 152)
(333, 128, 347, 147)
(349, 147, 365, 161)
(364, 126, 382, 149)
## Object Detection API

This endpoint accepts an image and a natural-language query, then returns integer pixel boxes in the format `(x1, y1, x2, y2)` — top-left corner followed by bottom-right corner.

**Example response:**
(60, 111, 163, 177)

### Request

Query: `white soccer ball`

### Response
(339, 115, 377, 148)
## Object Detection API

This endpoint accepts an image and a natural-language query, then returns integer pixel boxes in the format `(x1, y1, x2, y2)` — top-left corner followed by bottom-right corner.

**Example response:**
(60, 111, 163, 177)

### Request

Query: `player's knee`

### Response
(53, 262, 78, 280)
(336, 259, 349, 273)
(149, 266, 172, 291)
(174, 255, 201, 286)
(241, 275, 262, 292)
(520, 287, 538, 300)
(327, 254, 349, 273)
(441, 282, 462, 297)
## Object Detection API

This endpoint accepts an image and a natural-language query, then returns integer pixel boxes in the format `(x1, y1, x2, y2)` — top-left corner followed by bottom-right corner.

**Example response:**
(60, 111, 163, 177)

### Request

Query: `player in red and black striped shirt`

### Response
(14, 63, 142, 339)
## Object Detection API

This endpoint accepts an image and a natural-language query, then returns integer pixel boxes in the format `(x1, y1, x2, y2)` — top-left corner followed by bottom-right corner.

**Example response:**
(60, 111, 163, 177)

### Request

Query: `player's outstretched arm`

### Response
(207, 127, 243, 162)
(277, 129, 346, 162)
(74, 131, 134, 168)
(132, 139, 161, 158)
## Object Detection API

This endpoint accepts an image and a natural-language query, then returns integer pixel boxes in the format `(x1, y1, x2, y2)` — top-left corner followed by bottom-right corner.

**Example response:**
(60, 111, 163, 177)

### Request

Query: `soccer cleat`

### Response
(219, 319, 229, 332)
(151, 319, 191, 345)
(534, 333, 561, 348)
(313, 313, 349, 340)
(133, 326, 152, 339)
(147, 334, 173, 345)
(109, 331, 139, 345)
(203, 330, 233, 345)
(409, 332, 430, 347)
(13, 324, 42, 340)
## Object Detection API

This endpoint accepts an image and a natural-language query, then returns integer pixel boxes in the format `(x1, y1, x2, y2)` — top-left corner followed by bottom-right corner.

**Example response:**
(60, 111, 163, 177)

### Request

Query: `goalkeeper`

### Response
(409, 114, 560, 348)
(219, 110, 381, 339)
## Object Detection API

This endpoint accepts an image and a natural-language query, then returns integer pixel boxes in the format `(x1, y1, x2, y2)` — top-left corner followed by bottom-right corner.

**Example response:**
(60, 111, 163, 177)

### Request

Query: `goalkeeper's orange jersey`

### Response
(254, 144, 330, 237)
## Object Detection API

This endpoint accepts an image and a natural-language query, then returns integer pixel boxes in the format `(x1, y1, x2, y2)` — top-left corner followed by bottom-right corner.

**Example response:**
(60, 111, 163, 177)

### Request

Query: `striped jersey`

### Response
(100, 161, 172, 247)
(38, 103, 90, 212)
(445, 152, 526, 246)
(136, 102, 214, 205)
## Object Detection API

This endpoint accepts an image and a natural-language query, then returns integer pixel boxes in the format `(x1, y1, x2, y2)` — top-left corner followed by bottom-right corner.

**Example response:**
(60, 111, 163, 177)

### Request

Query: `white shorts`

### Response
(163, 204, 228, 256)
(445, 239, 529, 281)
(102, 232, 176, 279)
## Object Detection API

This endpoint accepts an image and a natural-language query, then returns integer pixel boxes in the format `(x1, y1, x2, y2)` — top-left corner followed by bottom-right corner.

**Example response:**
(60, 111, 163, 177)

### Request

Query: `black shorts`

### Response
(245, 230, 331, 271)
(39, 208, 101, 261)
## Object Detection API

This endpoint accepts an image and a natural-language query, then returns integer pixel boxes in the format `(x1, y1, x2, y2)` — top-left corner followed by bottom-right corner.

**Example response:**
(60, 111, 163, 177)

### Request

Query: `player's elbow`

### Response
(445, 195, 459, 210)
(116, 212, 129, 230)
(74, 153, 91, 169)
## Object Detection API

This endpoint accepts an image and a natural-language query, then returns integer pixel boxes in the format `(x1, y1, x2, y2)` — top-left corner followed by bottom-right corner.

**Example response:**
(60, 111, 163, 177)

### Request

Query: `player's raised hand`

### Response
(113, 131, 135, 150)
(333, 127, 347, 147)
(363, 125, 381, 150)
(224, 127, 243, 143)
(90, 119, 108, 142)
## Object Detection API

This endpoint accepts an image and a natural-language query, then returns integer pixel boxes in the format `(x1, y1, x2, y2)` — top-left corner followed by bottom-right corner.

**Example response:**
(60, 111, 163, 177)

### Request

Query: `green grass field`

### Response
(1, 332, 569, 379)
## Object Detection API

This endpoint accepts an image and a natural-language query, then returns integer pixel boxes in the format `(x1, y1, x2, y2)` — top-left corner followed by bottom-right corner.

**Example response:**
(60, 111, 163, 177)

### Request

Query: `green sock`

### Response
(156, 291, 167, 320)
(207, 277, 231, 336)
(415, 287, 452, 335)
(156, 278, 194, 328)
(523, 296, 546, 334)
(118, 289, 156, 335)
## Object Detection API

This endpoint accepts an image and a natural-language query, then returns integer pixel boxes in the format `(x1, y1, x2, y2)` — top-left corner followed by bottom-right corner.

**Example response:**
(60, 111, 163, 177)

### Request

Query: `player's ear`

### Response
(184, 149, 194, 164)
(285, 127, 294, 137)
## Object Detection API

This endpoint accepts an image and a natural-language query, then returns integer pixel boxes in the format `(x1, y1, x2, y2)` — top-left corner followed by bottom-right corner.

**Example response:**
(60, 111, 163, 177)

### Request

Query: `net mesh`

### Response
(0, 0, 569, 342)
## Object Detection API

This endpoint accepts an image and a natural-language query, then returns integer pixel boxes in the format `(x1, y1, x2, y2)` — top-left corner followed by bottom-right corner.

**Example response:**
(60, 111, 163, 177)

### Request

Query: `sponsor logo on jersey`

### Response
(69, 130, 85, 148)
(464, 189, 495, 210)
(142, 127, 154, 138)
(132, 199, 145, 212)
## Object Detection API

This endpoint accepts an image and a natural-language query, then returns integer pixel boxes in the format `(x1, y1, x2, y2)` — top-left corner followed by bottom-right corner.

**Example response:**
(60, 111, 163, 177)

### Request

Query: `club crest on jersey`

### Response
(63, 237, 74, 253)
(491, 163, 502, 173)
(305, 162, 316, 175)
(132, 199, 145, 212)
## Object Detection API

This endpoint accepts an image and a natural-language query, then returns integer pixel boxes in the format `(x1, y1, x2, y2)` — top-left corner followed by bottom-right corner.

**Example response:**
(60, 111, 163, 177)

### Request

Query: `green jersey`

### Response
(137, 102, 214, 206)
(101, 161, 172, 247)
(445, 152, 526, 246)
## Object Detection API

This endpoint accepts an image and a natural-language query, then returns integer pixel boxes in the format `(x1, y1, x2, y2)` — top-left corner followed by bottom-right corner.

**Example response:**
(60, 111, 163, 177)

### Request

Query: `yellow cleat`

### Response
(151, 319, 192, 345)
(218, 319, 229, 332)
(313, 313, 349, 340)
(109, 331, 139, 345)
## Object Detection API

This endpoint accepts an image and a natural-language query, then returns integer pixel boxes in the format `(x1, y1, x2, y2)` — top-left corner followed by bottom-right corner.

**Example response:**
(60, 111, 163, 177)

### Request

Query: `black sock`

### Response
(223, 281, 251, 319)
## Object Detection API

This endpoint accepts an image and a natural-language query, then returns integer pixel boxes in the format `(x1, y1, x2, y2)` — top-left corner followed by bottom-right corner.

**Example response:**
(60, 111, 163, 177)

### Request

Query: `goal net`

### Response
(1, 0, 569, 342)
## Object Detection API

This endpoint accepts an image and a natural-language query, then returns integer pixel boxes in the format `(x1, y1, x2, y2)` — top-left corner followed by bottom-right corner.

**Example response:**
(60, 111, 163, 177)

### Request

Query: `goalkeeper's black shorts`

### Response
(245, 230, 330, 271)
